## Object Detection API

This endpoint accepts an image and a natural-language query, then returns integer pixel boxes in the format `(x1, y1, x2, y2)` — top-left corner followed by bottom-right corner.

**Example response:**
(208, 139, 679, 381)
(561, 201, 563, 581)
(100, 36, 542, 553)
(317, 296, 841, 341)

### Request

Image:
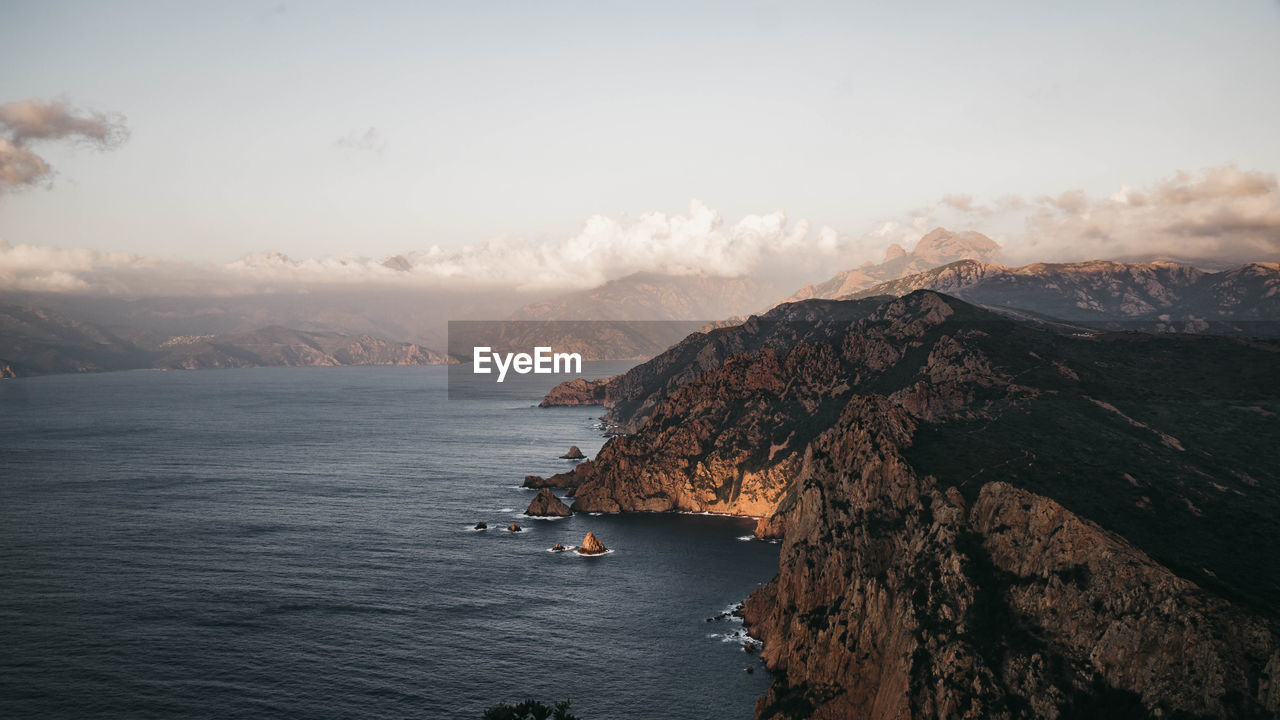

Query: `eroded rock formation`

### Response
(524, 488, 571, 517)
(549, 290, 1280, 718)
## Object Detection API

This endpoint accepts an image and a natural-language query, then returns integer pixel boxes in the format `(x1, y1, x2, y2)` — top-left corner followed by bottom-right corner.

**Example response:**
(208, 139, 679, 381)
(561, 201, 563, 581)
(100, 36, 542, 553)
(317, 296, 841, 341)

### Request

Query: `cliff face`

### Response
(746, 397, 1277, 719)
(537, 296, 890, 432)
(558, 290, 1280, 718)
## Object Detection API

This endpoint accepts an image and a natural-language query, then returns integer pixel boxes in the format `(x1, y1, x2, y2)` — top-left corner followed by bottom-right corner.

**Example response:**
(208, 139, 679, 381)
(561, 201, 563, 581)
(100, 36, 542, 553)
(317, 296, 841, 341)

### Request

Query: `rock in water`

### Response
(507, 523, 522, 533)
(525, 488, 571, 517)
(474, 521, 487, 530)
(560, 445, 586, 460)
(551, 543, 566, 552)
(577, 531, 607, 555)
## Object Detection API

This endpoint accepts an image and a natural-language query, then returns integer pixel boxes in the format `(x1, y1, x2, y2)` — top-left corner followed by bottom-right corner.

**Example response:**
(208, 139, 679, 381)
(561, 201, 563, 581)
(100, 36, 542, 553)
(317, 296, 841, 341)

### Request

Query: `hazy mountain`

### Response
(845, 259, 1280, 333)
(510, 271, 783, 321)
(0, 303, 449, 377)
(782, 227, 1002, 303)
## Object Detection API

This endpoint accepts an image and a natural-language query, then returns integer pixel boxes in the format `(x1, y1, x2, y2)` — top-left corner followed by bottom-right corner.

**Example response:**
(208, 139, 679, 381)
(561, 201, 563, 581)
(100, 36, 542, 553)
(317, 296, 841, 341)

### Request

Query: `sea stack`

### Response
(577, 531, 607, 555)
(560, 445, 586, 460)
(525, 488, 571, 517)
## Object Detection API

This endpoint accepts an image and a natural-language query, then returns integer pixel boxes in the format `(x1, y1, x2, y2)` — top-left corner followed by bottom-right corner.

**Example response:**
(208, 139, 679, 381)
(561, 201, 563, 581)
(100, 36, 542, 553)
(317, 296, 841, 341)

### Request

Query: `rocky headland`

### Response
(542, 290, 1280, 718)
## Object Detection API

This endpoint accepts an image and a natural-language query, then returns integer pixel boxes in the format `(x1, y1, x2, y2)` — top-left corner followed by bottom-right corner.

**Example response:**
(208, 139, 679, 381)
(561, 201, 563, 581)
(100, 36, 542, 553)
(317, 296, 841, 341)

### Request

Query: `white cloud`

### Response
(4, 166, 1278, 298)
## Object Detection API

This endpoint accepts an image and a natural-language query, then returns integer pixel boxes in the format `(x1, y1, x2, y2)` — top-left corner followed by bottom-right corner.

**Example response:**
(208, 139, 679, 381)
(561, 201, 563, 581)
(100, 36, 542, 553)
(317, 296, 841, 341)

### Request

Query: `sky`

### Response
(1, 0, 1279, 287)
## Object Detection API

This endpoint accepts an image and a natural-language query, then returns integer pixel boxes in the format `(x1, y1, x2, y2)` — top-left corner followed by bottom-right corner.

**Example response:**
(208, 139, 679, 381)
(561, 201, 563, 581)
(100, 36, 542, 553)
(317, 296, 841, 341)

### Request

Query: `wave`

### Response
(736, 535, 755, 541)
(518, 513, 568, 521)
(574, 548, 615, 557)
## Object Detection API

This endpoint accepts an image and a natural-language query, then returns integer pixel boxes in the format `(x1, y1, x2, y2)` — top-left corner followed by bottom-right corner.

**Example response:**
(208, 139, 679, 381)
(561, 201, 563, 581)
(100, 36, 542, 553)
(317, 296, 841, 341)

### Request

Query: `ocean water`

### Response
(0, 365, 780, 719)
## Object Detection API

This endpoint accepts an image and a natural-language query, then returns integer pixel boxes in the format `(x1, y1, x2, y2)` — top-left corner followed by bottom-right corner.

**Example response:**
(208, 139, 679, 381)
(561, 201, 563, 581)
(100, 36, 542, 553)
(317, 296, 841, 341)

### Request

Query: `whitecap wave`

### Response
(736, 535, 755, 541)
(574, 548, 615, 557)
(519, 513, 568, 521)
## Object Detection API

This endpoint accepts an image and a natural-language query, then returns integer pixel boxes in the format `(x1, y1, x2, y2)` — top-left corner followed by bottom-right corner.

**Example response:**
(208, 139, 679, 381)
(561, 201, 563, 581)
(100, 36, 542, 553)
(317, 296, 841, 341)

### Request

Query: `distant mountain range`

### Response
(838, 259, 1280, 334)
(510, 271, 782, 321)
(0, 304, 449, 378)
(782, 227, 1002, 303)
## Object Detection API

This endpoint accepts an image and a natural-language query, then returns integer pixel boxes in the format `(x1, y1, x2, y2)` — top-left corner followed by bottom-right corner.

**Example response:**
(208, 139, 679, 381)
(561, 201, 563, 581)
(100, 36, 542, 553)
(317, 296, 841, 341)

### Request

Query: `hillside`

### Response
(539, 292, 1280, 718)
(846, 260, 1280, 334)
(0, 304, 449, 377)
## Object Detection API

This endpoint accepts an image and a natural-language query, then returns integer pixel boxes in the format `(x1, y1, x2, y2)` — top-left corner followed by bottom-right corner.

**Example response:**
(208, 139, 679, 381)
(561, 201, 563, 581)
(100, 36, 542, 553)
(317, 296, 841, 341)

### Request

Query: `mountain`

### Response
(782, 228, 1001, 303)
(510, 271, 782, 321)
(540, 291, 1280, 718)
(845, 259, 1280, 333)
(0, 304, 449, 377)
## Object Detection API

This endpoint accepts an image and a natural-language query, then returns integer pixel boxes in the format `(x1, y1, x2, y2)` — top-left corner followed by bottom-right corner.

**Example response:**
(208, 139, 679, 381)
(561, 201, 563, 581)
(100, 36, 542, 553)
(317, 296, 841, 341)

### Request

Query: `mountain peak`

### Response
(912, 228, 1001, 264)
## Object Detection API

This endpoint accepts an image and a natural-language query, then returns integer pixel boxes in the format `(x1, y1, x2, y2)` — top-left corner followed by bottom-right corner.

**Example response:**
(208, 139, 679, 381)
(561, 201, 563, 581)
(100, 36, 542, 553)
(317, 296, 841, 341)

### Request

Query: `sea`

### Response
(0, 364, 781, 719)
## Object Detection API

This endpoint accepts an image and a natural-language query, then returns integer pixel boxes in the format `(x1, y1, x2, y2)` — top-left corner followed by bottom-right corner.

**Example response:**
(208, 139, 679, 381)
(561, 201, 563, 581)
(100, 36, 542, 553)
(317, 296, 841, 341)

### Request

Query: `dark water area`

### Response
(0, 365, 780, 719)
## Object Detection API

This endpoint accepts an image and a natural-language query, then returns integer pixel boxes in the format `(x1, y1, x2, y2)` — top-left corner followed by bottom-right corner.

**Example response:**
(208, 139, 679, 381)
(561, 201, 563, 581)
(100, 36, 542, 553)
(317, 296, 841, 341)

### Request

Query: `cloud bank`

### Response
(936, 166, 1280, 265)
(2, 166, 1278, 297)
(0, 98, 129, 194)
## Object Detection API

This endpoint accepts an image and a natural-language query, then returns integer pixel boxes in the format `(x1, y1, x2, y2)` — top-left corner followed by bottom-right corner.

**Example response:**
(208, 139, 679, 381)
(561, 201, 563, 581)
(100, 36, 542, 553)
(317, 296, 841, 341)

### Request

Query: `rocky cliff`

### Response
(554, 291, 1280, 717)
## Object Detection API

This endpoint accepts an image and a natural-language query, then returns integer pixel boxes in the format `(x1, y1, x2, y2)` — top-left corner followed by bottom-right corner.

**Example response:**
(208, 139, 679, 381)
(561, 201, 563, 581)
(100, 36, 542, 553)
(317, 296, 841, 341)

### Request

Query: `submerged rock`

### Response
(525, 488, 571, 517)
(577, 531, 607, 555)
(560, 445, 586, 460)
(507, 523, 522, 533)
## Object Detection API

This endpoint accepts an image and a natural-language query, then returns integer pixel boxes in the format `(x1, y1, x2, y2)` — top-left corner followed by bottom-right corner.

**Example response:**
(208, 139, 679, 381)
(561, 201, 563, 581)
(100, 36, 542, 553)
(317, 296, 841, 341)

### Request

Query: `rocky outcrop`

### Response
(522, 472, 585, 490)
(474, 521, 487, 530)
(551, 290, 1280, 718)
(560, 446, 586, 460)
(507, 523, 522, 533)
(538, 377, 612, 407)
(577, 532, 607, 555)
(525, 488, 571, 517)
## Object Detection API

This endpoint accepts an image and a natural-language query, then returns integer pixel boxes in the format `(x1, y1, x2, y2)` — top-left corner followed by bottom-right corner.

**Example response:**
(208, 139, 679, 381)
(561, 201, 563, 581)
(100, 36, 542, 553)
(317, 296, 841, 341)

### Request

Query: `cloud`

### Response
(0, 98, 130, 194)
(4, 166, 1278, 298)
(335, 126, 385, 154)
(1013, 165, 1280, 263)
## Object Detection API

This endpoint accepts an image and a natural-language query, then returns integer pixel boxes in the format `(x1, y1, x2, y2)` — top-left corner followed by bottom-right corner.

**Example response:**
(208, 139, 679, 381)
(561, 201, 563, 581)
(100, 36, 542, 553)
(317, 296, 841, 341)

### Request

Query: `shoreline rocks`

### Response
(539, 377, 612, 407)
(560, 445, 586, 460)
(525, 488, 571, 517)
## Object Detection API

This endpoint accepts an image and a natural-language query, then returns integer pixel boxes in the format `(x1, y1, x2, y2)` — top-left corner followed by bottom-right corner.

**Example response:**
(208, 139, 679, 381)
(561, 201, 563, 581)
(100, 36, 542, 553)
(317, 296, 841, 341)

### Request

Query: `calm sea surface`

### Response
(0, 365, 779, 719)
